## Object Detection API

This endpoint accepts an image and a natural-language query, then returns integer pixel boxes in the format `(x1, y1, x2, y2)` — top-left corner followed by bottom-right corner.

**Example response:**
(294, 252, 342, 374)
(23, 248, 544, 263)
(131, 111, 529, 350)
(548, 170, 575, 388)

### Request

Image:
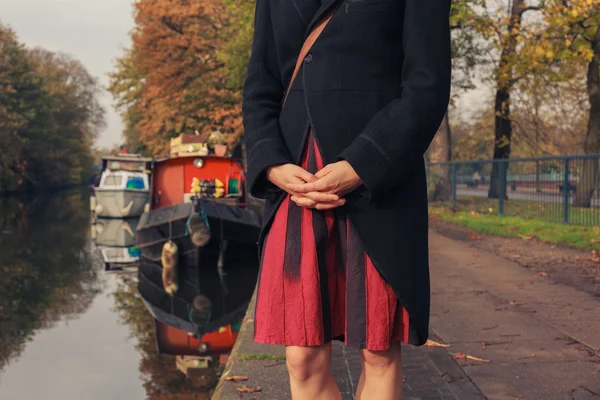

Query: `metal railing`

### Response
(426, 155, 600, 226)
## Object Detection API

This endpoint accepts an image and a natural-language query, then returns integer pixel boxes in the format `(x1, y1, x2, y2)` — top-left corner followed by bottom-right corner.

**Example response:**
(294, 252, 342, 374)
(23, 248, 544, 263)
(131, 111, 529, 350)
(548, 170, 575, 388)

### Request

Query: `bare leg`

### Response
(355, 342, 403, 400)
(286, 343, 342, 400)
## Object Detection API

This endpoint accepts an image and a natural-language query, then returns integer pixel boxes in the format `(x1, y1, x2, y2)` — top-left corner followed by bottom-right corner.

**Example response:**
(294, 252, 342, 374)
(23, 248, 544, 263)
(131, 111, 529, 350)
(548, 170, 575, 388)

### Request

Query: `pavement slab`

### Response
(429, 232, 600, 400)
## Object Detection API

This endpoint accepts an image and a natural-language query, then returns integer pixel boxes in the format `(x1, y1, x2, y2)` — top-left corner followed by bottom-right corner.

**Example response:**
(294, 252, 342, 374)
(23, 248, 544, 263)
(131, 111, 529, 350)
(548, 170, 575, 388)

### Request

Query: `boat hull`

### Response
(136, 200, 261, 269)
(94, 189, 149, 218)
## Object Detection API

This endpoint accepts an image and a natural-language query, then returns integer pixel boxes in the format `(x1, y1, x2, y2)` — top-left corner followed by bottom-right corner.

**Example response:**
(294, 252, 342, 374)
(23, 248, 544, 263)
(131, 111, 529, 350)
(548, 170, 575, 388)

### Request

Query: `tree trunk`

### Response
(488, 0, 525, 199)
(574, 31, 600, 207)
(428, 112, 453, 202)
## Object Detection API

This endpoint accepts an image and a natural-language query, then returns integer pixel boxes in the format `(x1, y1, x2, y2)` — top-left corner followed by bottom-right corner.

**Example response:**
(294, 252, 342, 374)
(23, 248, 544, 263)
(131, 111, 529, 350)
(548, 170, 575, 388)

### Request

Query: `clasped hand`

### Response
(266, 161, 362, 210)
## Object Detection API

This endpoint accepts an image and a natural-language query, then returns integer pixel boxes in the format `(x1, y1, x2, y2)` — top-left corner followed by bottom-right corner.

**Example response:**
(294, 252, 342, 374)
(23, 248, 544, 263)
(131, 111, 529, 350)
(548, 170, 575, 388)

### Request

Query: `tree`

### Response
(481, 0, 546, 198)
(108, 49, 148, 154)
(0, 22, 104, 192)
(541, 1, 600, 206)
(27, 49, 105, 187)
(110, 0, 245, 157)
(427, 0, 485, 201)
(0, 23, 43, 191)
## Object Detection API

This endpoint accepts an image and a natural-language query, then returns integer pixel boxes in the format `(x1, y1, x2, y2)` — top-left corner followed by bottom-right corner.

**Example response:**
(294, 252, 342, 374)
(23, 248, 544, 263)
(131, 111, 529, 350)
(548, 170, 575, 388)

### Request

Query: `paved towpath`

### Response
(213, 231, 600, 399)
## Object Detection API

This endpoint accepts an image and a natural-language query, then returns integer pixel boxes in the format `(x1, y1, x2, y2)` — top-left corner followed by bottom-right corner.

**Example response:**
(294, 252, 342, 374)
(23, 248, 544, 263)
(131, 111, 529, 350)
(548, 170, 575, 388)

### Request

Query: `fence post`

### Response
(451, 163, 457, 211)
(498, 161, 506, 216)
(563, 158, 570, 224)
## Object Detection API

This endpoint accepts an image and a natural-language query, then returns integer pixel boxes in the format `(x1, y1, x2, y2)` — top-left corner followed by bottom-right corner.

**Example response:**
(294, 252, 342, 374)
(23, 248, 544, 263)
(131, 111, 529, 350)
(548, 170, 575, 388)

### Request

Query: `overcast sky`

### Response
(0, 0, 134, 148)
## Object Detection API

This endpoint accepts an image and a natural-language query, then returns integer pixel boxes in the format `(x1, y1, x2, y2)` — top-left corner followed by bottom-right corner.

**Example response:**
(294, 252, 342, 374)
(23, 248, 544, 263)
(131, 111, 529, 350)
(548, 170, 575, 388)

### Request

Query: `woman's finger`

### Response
(288, 176, 333, 193)
(291, 196, 317, 208)
(315, 199, 346, 210)
(291, 165, 317, 183)
(301, 191, 339, 202)
(315, 164, 333, 179)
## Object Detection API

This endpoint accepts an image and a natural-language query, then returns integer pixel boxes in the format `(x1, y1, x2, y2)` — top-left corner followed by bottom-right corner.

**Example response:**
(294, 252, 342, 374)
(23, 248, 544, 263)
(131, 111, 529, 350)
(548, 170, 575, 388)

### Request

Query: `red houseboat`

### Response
(135, 133, 261, 358)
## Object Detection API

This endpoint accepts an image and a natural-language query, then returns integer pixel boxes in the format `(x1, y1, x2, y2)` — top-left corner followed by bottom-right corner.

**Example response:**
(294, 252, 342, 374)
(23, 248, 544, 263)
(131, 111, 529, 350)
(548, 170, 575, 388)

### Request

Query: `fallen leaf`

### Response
(519, 234, 537, 241)
(517, 353, 536, 360)
(424, 339, 450, 348)
(468, 235, 482, 240)
(508, 393, 524, 399)
(224, 376, 248, 382)
(576, 256, 600, 263)
(507, 227, 519, 232)
(590, 239, 600, 244)
(234, 385, 262, 393)
(453, 352, 490, 363)
(538, 271, 548, 277)
(509, 301, 527, 305)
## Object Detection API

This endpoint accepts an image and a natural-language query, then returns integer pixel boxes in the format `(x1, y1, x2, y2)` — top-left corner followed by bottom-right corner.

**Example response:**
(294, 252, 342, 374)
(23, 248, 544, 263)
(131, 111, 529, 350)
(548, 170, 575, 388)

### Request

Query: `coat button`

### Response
(304, 53, 313, 63)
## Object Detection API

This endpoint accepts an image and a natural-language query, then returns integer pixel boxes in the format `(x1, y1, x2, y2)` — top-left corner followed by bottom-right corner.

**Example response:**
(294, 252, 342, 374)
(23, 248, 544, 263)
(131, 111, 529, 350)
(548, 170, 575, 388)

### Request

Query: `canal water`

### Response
(0, 190, 259, 399)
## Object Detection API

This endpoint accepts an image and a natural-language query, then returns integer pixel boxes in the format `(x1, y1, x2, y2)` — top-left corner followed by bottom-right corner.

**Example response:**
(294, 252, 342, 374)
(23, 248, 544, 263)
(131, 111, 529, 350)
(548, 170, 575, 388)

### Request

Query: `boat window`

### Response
(104, 175, 123, 186)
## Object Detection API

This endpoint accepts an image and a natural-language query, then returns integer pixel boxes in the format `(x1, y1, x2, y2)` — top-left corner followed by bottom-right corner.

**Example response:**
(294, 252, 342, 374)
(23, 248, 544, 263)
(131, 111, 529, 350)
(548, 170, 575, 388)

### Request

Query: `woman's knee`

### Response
(286, 345, 331, 382)
(361, 345, 401, 374)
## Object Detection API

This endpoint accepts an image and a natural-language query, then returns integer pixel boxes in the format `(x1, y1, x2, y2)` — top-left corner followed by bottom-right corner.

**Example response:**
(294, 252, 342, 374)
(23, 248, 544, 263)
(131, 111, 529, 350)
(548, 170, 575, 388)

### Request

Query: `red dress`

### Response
(254, 132, 410, 350)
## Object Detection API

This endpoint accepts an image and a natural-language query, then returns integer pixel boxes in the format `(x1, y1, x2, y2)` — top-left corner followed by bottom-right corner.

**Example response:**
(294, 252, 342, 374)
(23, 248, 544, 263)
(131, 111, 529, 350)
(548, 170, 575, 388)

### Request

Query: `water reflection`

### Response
(128, 241, 258, 398)
(0, 190, 259, 399)
(92, 218, 141, 271)
(113, 279, 217, 399)
(0, 191, 102, 373)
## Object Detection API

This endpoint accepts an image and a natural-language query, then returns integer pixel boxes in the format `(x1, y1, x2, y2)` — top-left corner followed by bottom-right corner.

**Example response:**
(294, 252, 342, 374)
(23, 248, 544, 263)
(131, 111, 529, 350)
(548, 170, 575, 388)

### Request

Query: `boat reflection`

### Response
(113, 252, 258, 398)
(91, 218, 141, 272)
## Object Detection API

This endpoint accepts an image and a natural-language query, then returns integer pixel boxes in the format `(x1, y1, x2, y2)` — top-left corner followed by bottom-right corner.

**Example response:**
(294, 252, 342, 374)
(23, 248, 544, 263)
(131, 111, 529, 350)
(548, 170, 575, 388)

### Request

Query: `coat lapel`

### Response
(304, 0, 340, 38)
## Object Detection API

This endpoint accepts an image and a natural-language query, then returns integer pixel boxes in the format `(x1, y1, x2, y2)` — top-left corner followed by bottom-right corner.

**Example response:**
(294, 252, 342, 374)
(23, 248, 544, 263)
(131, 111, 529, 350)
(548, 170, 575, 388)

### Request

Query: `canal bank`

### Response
(213, 288, 484, 400)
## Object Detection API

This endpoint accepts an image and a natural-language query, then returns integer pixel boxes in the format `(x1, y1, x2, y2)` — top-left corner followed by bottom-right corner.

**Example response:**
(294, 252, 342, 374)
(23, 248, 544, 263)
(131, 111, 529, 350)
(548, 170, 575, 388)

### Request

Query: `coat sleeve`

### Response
(338, 0, 451, 203)
(242, 0, 293, 200)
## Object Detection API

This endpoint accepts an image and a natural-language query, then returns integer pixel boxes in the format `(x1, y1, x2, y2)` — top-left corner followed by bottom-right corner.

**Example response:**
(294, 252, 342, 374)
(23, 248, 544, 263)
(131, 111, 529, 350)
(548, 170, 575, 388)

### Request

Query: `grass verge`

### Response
(430, 206, 600, 251)
(430, 196, 600, 226)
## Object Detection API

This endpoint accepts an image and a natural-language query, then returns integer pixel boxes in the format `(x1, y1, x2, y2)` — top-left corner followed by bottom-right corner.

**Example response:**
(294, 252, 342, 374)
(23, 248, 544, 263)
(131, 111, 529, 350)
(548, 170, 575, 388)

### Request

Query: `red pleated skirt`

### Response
(254, 132, 410, 350)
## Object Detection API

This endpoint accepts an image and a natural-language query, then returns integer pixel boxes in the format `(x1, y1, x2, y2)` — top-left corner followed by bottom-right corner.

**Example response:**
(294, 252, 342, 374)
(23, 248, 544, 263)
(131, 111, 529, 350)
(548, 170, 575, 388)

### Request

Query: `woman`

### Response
(242, 0, 451, 398)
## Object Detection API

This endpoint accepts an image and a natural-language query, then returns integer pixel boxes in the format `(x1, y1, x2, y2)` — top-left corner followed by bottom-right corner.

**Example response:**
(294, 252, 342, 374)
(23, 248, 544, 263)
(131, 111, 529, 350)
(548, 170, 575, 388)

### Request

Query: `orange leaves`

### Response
(424, 339, 450, 348)
(234, 385, 262, 394)
(111, 0, 244, 157)
(225, 375, 261, 394)
(224, 375, 248, 382)
(453, 352, 491, 363)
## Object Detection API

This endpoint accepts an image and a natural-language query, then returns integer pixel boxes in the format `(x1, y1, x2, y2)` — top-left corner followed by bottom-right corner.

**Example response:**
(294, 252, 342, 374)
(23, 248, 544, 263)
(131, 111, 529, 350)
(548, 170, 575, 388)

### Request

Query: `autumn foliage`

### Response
(110, 0, 253, 157)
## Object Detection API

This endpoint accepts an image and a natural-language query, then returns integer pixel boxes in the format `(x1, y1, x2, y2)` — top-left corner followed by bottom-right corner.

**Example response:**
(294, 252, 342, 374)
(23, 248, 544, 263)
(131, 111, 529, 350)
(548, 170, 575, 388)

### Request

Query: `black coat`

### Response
(243, 0, 451, 345)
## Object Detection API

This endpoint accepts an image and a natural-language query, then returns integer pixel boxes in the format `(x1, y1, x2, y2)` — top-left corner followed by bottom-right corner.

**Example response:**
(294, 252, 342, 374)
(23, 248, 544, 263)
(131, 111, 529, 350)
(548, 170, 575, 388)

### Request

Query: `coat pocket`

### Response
(344, 0, 398, 14)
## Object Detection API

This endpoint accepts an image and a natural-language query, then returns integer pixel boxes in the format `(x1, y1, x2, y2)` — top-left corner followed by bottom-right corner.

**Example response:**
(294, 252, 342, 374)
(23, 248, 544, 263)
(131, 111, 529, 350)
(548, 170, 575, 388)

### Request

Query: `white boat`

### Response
(92, 155, 152, 218)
